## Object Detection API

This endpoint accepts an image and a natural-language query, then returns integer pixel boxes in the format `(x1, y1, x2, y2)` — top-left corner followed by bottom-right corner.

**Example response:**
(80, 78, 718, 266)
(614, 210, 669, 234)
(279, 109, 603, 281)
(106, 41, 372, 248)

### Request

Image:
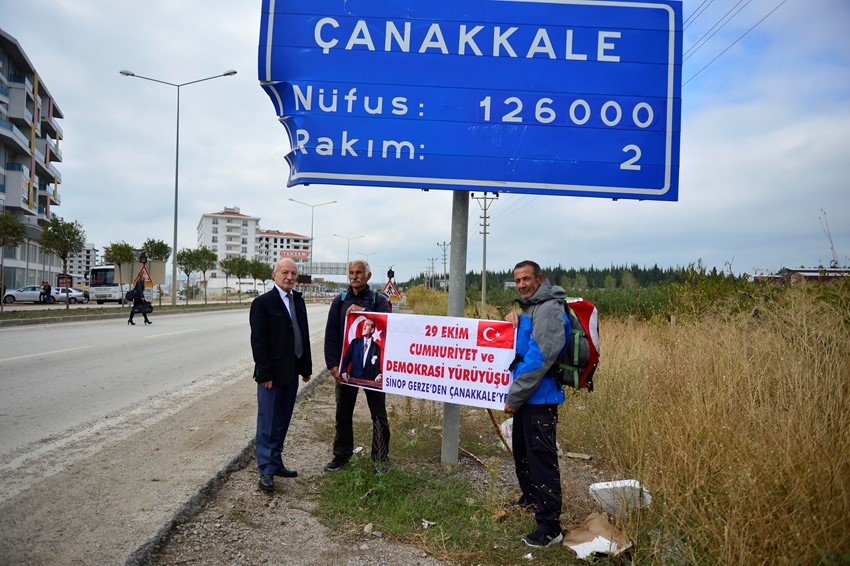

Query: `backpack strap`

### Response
(338, 290, 383, 309)
(557, 302, 585, 391)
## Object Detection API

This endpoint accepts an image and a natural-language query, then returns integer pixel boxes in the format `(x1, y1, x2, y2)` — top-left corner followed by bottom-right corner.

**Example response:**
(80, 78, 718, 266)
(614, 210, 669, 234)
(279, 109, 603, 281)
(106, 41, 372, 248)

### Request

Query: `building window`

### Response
(242, 246, 248, 254)
(212, 218, 218, 225)
(211, 236, 218, 243)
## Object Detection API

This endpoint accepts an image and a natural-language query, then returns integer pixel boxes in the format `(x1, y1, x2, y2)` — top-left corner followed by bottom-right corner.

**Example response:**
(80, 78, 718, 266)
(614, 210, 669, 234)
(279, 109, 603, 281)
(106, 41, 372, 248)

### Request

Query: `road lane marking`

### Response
(0, 345, 92, 363)
(143, 329, 198, 339)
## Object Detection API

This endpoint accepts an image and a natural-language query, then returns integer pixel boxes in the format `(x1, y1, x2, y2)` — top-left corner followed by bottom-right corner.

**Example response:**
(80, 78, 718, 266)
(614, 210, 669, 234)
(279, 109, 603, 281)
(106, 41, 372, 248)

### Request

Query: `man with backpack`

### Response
(504, 260, 569, 548)
(324, 259, 392, 472)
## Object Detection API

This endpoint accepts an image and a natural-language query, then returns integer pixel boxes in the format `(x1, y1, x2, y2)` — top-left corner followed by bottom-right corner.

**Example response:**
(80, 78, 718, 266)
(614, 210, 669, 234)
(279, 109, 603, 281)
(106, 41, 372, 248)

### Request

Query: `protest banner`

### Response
(337, 311, 515, 410)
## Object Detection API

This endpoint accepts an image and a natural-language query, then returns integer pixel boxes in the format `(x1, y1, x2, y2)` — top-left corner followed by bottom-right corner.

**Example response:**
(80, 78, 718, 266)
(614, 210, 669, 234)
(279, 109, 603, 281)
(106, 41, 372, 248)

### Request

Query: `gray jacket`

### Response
(506, 278, 568, 408)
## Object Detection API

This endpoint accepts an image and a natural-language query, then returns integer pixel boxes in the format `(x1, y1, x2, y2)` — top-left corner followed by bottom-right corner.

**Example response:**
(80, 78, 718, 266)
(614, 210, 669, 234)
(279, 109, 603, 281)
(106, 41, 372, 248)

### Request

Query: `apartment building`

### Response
(195, 207, 311, 295)
(1, 28, 65, 289)
(197, 206, 260, 261)
(66, 242, 99, 285)
(256, 229, 311, 273)
(196, 206, 259, 294)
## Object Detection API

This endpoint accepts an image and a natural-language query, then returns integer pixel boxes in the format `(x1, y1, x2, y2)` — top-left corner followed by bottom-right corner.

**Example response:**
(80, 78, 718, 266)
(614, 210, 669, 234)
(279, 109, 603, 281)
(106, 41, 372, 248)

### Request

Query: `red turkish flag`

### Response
(476, 320, 515, 349)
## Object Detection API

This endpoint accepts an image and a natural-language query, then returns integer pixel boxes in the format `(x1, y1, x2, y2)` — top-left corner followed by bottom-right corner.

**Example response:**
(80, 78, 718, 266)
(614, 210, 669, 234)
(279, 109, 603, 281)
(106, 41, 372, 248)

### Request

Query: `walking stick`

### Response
(487, 408, 512, 457)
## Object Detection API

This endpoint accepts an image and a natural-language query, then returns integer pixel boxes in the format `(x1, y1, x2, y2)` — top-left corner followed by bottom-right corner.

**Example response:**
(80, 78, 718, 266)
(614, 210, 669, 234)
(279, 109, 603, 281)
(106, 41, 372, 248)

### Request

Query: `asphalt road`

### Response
(0, 305, 330, 488)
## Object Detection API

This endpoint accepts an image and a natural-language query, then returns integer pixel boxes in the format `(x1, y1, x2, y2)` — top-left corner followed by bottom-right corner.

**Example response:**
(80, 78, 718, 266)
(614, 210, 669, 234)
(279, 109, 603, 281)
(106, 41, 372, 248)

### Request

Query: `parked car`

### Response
(3, 285, 55, 304)
(244, 289, 259, 296)
(54, 287, 90, 304)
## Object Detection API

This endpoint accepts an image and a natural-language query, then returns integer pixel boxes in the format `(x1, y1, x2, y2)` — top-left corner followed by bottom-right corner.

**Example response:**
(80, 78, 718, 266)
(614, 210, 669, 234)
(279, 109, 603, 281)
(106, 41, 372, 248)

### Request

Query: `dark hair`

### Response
(514, 260, 543, 279)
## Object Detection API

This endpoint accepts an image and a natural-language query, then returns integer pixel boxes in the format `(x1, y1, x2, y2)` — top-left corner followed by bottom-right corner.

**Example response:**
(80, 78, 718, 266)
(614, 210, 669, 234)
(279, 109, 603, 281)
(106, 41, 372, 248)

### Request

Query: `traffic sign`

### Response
(382, 279, 400, 300)
(259, 0, 682, 201)
(139, 265, 153, 286)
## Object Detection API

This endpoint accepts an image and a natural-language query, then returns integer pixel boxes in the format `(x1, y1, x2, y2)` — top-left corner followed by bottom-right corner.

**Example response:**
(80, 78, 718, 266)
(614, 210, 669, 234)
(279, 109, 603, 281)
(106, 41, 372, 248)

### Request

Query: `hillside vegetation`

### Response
(404, 271, 850, 563)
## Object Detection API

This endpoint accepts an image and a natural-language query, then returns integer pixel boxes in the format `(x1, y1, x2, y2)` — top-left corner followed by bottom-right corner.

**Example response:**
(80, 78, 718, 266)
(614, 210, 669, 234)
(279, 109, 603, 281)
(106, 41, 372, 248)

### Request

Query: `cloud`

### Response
(2, 0, 848, 281)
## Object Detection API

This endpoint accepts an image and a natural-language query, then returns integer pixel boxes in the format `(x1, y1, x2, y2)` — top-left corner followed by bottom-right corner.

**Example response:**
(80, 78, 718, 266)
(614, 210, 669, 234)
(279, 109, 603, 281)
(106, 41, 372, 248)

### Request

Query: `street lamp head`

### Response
(119, 70, 135, 77)
(223, 70, 237, 76)
(290, 198, 338, 208)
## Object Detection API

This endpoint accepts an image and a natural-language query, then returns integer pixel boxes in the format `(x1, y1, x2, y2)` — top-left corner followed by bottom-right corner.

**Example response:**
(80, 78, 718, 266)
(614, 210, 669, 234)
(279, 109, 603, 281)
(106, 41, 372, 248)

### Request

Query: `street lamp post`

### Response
(333, 233, 364, 266)
(358, 251, 377, 266)
(289, 198, 337, 287)
(120, 69, 237, 305)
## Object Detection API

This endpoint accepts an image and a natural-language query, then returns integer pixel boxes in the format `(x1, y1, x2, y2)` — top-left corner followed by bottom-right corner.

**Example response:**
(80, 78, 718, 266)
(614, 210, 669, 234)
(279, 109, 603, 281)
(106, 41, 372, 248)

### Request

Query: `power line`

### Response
(684, 0, 716, 30)
(684, 0, 754, 61)
(683, 0, 790, 87)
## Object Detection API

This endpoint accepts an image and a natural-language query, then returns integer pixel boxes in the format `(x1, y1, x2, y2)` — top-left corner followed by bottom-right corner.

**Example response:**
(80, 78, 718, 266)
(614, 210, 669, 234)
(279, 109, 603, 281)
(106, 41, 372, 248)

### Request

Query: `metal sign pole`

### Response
(442, 190, 469, 465)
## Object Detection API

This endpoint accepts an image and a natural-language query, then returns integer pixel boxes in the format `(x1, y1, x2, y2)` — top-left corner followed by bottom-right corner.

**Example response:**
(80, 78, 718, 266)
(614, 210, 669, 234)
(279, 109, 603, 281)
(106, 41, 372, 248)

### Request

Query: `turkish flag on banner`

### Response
(344, 312, 389, 347)
(476, 320, 515, 350)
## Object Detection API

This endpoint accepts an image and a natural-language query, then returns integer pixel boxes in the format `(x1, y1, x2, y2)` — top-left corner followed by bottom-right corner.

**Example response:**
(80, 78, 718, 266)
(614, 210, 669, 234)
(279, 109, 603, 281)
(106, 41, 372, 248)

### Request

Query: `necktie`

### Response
(286, 293, 304, 358)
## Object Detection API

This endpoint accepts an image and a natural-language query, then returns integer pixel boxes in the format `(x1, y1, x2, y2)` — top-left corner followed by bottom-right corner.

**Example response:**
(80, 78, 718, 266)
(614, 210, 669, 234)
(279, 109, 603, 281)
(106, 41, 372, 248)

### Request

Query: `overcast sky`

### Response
(2, 1, 848, 283)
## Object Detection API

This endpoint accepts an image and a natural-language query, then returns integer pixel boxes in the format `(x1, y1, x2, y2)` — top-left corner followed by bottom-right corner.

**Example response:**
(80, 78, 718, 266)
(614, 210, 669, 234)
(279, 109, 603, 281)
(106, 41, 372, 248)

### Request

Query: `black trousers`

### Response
(128, 302, 149, 323)
(332, 382, 390, 462)
(512, 403, 562, 534)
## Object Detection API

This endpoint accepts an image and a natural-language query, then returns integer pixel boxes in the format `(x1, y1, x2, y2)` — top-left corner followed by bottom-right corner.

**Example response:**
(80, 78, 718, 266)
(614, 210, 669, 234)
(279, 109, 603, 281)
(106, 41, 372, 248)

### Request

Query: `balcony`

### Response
(0, 84, 9, 102)
(36, 136, 62, 163)
(47, 162, 62, 183)
(2, 168, 36, 213)
(0, 118, 30, 153)
(38, 182, 61, 206)
(8, 89, 35, 128)
(9, 74, 34, 95)
(6, 162, 31, 178)
(41, 114, 63, 140)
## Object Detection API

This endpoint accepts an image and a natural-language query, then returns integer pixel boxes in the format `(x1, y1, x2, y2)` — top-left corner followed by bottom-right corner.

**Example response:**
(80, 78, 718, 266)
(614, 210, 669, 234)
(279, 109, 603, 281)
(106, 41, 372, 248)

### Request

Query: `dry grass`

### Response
(563, 284, 850, 564)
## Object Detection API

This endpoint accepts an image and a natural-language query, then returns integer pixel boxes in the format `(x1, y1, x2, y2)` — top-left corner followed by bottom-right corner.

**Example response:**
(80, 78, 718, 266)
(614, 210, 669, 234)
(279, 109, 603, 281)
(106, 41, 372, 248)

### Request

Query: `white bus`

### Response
(90, 261, 163, 304)
(89, 265, 129, 304)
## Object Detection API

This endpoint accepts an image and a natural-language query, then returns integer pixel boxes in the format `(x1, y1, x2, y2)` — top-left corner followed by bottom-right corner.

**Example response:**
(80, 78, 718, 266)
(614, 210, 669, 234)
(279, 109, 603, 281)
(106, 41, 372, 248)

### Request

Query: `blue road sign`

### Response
(259, 0, 682, 201)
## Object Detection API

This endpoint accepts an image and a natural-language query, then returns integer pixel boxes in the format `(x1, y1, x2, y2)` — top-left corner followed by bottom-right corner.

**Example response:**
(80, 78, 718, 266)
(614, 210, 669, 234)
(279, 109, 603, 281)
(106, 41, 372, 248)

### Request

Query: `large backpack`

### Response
(555, 298, 600, 391)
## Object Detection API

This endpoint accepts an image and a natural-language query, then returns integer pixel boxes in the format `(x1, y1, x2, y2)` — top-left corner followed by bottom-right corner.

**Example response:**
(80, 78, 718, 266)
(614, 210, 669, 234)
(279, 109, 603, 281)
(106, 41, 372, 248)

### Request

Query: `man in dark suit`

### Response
(339, 318, 383, 384)
(249, 258, 312, 492)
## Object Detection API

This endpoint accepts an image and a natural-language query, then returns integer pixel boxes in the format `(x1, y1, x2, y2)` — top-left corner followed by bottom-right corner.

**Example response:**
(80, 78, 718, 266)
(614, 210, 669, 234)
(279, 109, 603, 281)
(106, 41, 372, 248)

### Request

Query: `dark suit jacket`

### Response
(250, 287, 312, 383)
(340, 337, 382, 380)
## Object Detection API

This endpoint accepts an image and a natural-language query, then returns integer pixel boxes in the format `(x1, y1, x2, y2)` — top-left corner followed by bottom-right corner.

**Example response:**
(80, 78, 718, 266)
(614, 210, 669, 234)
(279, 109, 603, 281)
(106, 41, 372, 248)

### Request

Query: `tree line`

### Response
(0, 207, 277, 309)
(405, 263, 692, 291)
(102, 240, 273, 305)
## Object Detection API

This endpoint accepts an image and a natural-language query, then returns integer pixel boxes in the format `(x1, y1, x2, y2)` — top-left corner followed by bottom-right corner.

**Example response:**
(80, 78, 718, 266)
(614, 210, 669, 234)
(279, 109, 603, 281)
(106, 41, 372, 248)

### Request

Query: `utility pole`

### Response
(427, 257, 438, 289)
(442, 190, 468, 465)
(471, 192, 498, 315)
(436, 241, 450, 289)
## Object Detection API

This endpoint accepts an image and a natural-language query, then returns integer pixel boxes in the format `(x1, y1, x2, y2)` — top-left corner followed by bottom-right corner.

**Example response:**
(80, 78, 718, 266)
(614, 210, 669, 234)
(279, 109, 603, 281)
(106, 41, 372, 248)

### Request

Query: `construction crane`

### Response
(819, 209, 840, 268)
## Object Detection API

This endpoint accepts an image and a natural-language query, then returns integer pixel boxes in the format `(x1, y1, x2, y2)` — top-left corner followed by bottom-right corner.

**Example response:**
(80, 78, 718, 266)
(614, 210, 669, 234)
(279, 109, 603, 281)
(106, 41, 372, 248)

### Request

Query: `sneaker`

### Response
(521, 530, 564, 548)
(374, 460, 390, 475)
(324, 458, 349, 472)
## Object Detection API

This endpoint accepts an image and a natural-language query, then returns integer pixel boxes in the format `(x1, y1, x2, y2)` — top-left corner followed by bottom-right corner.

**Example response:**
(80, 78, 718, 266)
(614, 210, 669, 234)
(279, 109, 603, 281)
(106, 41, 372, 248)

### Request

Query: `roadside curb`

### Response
(125, 369, 329, 566)
(0, 304, 250, 328)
